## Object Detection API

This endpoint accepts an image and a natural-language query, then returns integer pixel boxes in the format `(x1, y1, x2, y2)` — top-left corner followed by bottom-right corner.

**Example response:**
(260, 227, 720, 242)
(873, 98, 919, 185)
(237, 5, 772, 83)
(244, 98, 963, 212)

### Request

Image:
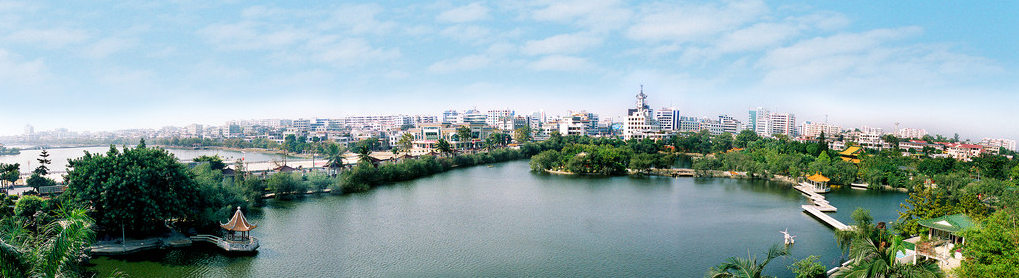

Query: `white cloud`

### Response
(7, 28, 89, 48)
(757, 27, 1001, 87)
(85, 37, 138, 58)
(528, 55, 595, 71)
(0, 48, 46, 83)
(311, 38, 400, 68)
(198, 21, 310, 50)
(760, 27, 921, 70)
(531, 0, 631, 31)
(522, 32, 602, 55)
(627, 0, 768, 42)
(437, 3, 489, 23)
(323, 4, 397, 35)
(428, 55, 491, 73)
(715, 22, 798, 53)
(439, 24, 492, 44)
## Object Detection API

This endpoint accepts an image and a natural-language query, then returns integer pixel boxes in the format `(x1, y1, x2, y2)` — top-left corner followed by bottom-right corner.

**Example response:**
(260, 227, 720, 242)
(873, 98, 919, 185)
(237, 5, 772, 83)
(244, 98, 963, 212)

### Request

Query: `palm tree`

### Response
(455, 126, 472, 151)
(398, 133, 414, 154)
(357, 144, 373, 164)
(831, 208, 943, 278)
(832, 237, 943, 278)
(325, 153, 344, 176)
(707, 244, 789, 278)
(435, 139, 452, 157)
(1, 207, 97, 278)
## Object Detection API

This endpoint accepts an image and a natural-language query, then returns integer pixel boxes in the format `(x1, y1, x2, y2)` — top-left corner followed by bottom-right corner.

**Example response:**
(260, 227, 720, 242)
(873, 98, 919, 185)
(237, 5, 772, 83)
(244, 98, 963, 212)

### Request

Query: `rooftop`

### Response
(917, 213, 975, 234)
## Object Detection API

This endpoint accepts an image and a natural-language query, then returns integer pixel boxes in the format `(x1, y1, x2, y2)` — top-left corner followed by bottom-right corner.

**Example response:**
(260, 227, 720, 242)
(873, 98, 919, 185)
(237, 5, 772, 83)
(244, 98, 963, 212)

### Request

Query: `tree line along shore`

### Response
(3, 129, 1019, 277)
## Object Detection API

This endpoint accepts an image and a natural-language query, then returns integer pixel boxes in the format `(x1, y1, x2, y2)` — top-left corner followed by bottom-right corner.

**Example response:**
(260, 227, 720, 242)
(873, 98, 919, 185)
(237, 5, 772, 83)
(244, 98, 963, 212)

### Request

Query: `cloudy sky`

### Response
(0, 0, 1016, 140)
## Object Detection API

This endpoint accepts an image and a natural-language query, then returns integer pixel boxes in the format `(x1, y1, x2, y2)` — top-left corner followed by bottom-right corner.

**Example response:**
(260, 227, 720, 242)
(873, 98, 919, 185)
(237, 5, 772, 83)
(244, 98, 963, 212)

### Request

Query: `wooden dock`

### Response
(653, 168, 696, 177)
(802, 205, 849, 230)
(191, 235, 260, 252)
(794, 183, 837, 212)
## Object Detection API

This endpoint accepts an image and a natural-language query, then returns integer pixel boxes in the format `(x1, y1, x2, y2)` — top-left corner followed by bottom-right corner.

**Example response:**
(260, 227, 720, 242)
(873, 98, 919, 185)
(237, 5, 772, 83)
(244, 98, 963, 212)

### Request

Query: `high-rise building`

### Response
(718, 115, 742, 134)
(748, 107, 796, 137)
(486, 109, 514, 128)
(442, 110, 461, 124)
(801, 122, 841, 139)
(462, 109, 486, 125)
(748, 107, 769, 136)
(655, 107, 681, 131)
(769, 113, 796, 137)
(623, 86, 661, 140)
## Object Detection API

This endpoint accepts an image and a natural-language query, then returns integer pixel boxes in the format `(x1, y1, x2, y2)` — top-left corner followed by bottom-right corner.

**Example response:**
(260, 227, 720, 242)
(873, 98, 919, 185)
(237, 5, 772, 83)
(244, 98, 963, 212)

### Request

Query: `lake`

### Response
(88, 160, 905, 277)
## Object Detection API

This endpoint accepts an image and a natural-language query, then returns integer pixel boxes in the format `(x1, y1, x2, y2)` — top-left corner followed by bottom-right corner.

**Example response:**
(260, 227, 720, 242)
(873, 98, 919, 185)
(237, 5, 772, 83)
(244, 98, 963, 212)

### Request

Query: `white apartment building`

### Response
(980, 138, 1017, 152)
(442, 110, 461, 124)
(856, 126, 888, 150)
(679, 116, 703, 133)
(462, 110, 486, 125)
(747, 107, 796, 137)
(486, 109, 514, 128)
(623, 86, 662, 140)
(801, 122, 841, 139)
(718, 115, 742, 134)
(897, 128, 928, 139)
(655, 107, 681, 131)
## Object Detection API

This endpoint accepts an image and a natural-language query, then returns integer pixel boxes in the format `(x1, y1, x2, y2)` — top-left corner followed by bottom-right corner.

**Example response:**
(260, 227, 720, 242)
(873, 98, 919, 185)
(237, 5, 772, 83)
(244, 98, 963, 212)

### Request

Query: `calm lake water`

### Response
(87, 161, 905, 277)
(0, 146, 289, 174)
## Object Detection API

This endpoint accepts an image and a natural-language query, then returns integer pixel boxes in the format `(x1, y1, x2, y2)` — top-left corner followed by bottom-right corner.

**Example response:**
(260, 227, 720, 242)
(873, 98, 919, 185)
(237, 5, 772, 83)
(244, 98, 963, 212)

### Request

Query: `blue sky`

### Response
(0, 0, 1016, 141)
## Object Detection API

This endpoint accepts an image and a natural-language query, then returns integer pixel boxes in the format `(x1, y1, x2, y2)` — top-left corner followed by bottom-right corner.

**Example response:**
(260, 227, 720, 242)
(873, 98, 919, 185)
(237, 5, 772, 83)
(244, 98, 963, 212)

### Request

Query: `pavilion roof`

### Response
(839, 146, 862, 156)
(220, 207, 257, 232)
(806, 173, 830, 183)
(274, 165, 296, 172)
(917, 213, 974, 234)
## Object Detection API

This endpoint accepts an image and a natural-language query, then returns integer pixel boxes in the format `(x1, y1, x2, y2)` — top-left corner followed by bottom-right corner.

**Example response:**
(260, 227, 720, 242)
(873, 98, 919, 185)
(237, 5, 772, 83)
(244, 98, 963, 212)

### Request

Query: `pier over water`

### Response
(794, 182, 850, 230)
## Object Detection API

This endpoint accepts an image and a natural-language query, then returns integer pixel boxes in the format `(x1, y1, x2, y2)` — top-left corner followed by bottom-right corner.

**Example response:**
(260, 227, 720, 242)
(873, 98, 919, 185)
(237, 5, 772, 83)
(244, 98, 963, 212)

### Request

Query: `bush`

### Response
(14, 195, 44, 218)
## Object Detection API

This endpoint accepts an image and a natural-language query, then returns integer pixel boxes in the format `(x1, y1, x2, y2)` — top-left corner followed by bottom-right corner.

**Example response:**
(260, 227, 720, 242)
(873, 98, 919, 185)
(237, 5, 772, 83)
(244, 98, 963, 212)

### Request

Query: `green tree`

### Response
(788, 255, 826, 278)
(734, 130, 760, 149)
(398, 133, 414, 154)
(435, 139, 452, 157)
(897, 184, 957, 236)
(64, 143, 202, 235)
(706, 244, 789, 278)
(32, 150, 50, 176)
(882, 134, 900, 150)
(832, 236, 942, 278)
(0, 207, 97, 278)
(193, 155, 226, 170)
(958, 209, 1019, 277)
(529, 150, 561, 172)
(267, 172, 306, 200)
(629, 153, 658, 175)
(24, 174, 55, 196)
(712, 133, 734, 153)
(0, 163, 19, 195)
(832, 208, 943, 278)
(455, 126, 473, 150)
(514, 126, 532, 143)
(13, 195, 44, 219)
(356, 140, 374, 164)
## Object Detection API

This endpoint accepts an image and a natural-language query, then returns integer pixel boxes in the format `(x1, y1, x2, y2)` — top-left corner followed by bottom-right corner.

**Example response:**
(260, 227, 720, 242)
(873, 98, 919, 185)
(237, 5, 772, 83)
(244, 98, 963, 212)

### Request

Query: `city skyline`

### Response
(1, 1, 1016, 140)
